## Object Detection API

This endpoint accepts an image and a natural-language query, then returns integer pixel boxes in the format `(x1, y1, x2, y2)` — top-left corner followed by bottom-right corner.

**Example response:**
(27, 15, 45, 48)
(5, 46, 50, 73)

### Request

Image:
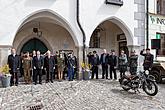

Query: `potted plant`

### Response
(0, 64, 11, 87)
(81, 63, 92, 80)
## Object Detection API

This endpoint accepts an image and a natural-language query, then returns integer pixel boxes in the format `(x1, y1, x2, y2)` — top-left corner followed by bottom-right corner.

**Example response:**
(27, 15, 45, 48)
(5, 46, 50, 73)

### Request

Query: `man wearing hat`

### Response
(129, 50, 138, 75)
(140, 48, 154, 71)
(108, 49, 117, 80)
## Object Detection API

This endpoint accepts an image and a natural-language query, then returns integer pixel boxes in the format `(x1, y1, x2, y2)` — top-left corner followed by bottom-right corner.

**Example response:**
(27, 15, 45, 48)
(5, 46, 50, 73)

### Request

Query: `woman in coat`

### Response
(57, 53, 65, 81)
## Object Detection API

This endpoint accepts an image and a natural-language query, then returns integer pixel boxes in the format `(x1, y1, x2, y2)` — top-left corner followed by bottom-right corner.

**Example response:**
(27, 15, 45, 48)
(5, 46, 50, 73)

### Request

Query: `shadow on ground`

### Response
(111, 88, 155, 101)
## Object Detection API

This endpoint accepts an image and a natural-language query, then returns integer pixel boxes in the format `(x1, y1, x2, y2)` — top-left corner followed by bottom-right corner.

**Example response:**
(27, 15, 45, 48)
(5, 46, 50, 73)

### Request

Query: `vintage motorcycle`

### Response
(120, 71, 158, 96)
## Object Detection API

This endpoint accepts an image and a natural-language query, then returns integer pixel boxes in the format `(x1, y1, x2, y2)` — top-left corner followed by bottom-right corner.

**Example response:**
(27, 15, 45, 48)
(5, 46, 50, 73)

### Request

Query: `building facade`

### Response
(148, 0, 165, 57)
(0, 0, 145, 71)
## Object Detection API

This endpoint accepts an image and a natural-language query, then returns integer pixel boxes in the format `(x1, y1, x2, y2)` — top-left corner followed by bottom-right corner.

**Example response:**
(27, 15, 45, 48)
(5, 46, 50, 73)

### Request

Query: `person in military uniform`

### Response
(140, 48, 154, 72)
(67, 53, 76, 81)
(22, 52, 32, 84)
(91, 51, 100, 79)
(57, 52, 65, 81)
(118, 50, 128, 78)
(129, 51, 138, 75)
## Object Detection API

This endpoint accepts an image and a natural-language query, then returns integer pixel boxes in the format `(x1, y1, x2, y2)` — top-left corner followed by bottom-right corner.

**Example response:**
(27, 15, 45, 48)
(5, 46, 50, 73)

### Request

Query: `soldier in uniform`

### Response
(140, 48, 154, 72)
(57, 52, 65, 81)
(129, 51, 138, 75)
(67, 53, 76, 81)
(91, 51, 100, 79)
(22, 52, 32, 84)
(118, 50, 128, 78)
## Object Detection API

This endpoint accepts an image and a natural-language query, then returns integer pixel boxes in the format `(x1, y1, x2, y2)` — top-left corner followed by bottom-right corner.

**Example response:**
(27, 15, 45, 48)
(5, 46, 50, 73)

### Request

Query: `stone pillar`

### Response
(76, 46, 85, 80)
(0, 45, 12, 67)
(127, 45, 144, 72)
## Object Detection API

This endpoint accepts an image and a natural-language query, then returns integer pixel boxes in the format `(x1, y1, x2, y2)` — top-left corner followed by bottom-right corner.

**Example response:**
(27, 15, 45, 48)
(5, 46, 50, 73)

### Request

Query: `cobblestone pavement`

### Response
(0, 79, 165, 110)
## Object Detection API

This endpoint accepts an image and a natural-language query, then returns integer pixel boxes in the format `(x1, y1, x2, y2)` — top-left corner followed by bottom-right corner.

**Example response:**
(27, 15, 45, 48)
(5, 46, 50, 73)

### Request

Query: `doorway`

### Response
(21, 38, 48, 54)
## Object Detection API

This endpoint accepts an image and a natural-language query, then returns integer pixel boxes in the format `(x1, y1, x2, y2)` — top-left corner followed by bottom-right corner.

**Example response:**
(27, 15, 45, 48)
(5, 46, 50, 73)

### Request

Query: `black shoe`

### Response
(39, 82, 42, 85)
(34, 82, 37, 85)
(15, 84, 18, 86)
(51, 80, 53, 83)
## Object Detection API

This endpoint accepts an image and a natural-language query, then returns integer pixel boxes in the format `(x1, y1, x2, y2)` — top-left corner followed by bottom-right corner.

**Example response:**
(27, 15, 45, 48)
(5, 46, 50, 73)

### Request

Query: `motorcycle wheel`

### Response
(142, 80, 158, 96)
(120, 77, 130, 91)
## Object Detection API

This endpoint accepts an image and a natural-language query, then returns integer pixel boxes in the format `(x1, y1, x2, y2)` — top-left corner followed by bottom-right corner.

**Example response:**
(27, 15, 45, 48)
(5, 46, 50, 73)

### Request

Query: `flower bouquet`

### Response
(81, 62, 92, 80)
(0, 64, 11, 87)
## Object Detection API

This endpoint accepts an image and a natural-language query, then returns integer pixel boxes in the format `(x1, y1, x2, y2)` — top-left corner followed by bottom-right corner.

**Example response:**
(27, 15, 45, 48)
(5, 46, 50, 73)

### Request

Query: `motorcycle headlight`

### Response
(145, 70, 149, 75)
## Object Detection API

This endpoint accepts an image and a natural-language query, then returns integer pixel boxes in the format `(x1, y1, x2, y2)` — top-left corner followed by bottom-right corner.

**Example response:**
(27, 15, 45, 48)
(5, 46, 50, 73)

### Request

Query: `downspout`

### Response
(146, 0, 149, 48)
(76, 0, 86, 63)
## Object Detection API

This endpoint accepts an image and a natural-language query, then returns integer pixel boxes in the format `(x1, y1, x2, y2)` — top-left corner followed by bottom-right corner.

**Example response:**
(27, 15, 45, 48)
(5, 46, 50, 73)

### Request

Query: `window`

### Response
(155, 33, 165, 56)
(105, 0, 123, 6)
(157, 0, 165, 15)
(157, 0, 161, 14)
(89, 29, 101, 48)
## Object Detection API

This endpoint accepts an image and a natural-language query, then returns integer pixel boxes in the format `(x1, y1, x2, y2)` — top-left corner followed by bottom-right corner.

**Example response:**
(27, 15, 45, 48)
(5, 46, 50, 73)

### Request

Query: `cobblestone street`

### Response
(0, 79, 165, 110)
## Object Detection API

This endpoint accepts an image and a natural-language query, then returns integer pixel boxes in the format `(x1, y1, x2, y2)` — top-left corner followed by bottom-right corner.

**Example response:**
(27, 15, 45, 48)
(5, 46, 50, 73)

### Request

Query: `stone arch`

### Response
(88, 16, 133, 46)
(12, 9, 79, 48)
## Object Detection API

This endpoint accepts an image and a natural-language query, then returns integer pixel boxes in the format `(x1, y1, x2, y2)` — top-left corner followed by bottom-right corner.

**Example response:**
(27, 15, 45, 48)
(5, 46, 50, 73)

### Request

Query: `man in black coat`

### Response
(8, 48, 20, 86)
(100, 49, 109, 79)
(44, 50, 55, 83)
(33, 51, 44, 85)
(140, 48, 154, 71)
(91, 51, 100, 79)
(108, 50, 117, 80)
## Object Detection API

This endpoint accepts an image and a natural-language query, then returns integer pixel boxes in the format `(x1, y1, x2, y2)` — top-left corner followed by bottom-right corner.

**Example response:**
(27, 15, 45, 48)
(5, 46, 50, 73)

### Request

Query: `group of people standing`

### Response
(7, 48, 77, 86)
(87, 48, 154, 80)
(7, 47, 154, 86)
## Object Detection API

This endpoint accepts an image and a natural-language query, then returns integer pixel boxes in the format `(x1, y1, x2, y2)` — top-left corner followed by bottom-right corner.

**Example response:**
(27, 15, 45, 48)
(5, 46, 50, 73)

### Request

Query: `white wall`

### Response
(0, 0, 138, 48)
(149, 0, 157, 14)
(80, 0, 137, 46)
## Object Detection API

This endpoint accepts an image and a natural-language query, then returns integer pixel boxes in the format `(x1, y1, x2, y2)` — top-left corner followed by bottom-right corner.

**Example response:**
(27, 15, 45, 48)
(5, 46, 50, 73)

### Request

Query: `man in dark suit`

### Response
(44, 50, 55, 83)
(91, 51, 100, 79)
(8, 48, 20, 86)
(140, 48, 154, 72)
(108, 50, 117, 80)
(33, 51, 44, 85)
(100, 49, 109, 79)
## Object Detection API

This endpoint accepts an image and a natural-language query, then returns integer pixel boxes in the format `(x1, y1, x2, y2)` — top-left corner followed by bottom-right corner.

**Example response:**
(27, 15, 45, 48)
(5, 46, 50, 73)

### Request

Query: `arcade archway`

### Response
(89, 19, 132, 56)
(13, 10, 78, 56)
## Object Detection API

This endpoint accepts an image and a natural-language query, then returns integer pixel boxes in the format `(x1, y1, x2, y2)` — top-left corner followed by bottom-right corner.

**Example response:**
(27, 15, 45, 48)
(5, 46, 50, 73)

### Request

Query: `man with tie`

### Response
(8, 48, 20, 86)
(100, 49, 109, 79)
(33, 51, 44, 85)
(44, 50, 55, 83)
(108, 50, 117, 80)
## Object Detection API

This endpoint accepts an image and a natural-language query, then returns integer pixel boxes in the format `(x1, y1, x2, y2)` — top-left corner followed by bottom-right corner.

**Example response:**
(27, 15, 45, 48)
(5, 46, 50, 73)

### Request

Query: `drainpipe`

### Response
(76, 0, 86, 63)
(146, 0, 149, 48)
